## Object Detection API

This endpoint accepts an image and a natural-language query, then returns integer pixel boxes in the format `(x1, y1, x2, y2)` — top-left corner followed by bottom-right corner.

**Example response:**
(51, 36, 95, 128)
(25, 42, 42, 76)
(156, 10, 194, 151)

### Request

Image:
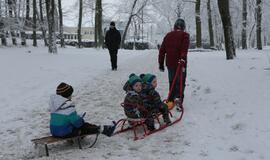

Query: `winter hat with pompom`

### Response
(56, 82, 74, 98)
(128, 73, 142, 87)
(140, 73, 156, 84)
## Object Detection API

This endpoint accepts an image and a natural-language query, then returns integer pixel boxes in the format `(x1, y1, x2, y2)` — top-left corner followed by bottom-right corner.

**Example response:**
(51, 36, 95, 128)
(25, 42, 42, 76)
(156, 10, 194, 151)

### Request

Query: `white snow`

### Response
(0, 47, 270, 160)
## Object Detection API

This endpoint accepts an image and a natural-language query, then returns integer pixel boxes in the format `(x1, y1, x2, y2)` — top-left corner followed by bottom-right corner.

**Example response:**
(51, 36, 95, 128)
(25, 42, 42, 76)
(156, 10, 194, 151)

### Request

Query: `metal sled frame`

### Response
(114, 61, 185, 140)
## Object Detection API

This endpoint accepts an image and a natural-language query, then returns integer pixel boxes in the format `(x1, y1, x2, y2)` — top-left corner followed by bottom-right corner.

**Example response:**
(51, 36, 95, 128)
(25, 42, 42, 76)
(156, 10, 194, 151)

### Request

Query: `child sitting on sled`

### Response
(123, 74, 156, 131)
(140, 73, 171, 126)
(49, 82, 116, 138)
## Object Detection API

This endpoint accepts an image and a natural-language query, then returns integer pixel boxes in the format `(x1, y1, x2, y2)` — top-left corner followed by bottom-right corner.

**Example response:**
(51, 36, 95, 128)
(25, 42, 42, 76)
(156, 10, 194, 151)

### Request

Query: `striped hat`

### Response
(56, 82, 74, 98)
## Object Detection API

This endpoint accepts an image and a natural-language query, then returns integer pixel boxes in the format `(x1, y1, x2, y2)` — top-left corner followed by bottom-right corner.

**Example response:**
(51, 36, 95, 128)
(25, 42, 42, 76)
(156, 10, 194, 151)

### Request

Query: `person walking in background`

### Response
(105, 21, 121, 71)
(158, 18, 190, 109)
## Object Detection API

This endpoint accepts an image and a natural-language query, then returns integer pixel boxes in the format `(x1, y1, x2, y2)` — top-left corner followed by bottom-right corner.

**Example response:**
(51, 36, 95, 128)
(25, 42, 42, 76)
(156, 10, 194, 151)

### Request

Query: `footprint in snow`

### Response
(229, 145, 239, 152)
(204, 87, 211, 94)
(231, 123, 245, 131)
(183, 140, 191, 147)
(225, 113, 235, 119)
(199, 150, 208, 157)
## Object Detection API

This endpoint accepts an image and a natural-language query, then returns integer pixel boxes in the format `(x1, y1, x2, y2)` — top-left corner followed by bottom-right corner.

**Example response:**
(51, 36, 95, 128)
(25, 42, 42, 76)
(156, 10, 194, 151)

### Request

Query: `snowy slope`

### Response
(0, 47, 269, 160)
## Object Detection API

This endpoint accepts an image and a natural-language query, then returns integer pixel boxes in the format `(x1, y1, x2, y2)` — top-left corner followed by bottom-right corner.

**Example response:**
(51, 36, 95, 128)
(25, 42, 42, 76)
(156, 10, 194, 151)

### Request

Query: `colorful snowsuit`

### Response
(123, 81, 155, 130)
(140, 83, 171, 124)
(49, 94, 100, 137)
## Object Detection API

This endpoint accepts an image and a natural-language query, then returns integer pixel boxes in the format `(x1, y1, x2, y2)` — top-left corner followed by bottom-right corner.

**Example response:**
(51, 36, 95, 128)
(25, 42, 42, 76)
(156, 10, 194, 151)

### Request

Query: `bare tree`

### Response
(94, 0, 103, 48)
(207, 0, 214, 48)
(33, 0, 37, 46)
(17, 0, 27, 46)
(78, 0, 82, 48)
(120, 0, 148, 48)
(58, 0, 64, 47)
(39, 0, 48, 46)
(217, 0, 236, 59)
(241, 0, 247, 49)
(0, 0, 7, 45)
(256, 0, 262, 50)
(26, 0, 30, 24)
(195, 0, 201, 48)
(175, 1, 185, 18)
(8, 0, 17, 45)
(46, 0, 57, 53)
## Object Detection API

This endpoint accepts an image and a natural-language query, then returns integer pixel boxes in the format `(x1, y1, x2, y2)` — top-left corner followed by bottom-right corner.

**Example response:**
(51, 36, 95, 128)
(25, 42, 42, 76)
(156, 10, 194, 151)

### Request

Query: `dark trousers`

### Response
(109, 49, 118, 69)
(63, 123, 100, 138)
(148, 103, 170, 121)
(125, 109, 155, 130)
(167, 67, 187, 101)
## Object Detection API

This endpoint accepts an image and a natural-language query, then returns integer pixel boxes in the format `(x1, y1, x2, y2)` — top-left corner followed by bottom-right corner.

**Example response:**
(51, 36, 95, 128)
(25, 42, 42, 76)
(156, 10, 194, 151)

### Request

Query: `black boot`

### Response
(145, 117, 155, 131)
(163, 114, 171, 125)
(147, 125, 155, 131)
(102, 122, 116, 137)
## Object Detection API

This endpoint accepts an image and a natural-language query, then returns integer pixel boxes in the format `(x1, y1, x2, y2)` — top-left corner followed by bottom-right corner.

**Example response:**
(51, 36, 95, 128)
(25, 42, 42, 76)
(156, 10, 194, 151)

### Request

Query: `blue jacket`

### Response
(49, 95, 84, 137)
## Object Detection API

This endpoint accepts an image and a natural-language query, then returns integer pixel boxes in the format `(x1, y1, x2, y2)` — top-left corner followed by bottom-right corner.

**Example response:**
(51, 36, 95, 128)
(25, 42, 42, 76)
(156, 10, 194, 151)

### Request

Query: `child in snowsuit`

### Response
(49, 82, 116, 138)
(123, 74, 155, 131)
(140, 73, 171, 126)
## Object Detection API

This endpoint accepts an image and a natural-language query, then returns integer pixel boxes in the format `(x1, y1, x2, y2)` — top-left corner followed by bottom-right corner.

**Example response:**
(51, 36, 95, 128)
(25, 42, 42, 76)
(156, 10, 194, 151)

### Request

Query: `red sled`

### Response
(114, 61, 185, 140)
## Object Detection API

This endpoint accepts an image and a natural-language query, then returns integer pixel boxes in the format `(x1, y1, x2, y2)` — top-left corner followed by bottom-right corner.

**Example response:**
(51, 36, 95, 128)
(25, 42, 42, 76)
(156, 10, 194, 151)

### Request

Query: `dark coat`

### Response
(123, 81, 146, 118)
(105, 28, 121, 50)
(140, 83, 163, 111)
(159, 29, 190, 69)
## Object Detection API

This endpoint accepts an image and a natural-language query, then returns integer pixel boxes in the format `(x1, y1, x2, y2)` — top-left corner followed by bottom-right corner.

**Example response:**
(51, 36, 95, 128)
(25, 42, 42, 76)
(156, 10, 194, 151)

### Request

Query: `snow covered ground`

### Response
(0, 46, 270, 160)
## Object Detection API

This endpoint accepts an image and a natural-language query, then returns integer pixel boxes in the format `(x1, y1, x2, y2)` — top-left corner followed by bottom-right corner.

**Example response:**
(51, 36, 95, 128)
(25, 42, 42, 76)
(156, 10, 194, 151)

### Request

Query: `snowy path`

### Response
(0, 48, 270, 160)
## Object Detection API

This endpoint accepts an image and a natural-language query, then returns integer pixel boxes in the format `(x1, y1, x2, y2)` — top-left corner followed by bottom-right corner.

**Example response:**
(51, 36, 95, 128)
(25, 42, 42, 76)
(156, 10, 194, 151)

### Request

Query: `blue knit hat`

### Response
(128, 73, 142, 86)
(140, 73, 156, 84)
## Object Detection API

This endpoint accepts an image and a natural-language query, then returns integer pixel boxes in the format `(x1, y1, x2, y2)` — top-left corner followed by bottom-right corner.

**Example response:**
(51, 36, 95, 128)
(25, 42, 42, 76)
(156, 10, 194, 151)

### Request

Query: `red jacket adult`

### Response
(159, 29, 190, 69)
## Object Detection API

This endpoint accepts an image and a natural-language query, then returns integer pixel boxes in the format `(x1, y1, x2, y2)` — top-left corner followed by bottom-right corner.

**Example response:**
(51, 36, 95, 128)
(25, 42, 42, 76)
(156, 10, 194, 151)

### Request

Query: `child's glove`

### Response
(159, 64, 165, 72)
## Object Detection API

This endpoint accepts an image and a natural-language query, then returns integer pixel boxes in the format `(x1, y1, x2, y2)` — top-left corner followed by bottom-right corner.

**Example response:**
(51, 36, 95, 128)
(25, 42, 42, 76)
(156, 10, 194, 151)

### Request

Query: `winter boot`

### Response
(163, 114, 171, 125)
(145, 117, 155, 131)
(175, 98, 183, 112)
(147, 124, 155, 131)
(102, 122, 116, 137)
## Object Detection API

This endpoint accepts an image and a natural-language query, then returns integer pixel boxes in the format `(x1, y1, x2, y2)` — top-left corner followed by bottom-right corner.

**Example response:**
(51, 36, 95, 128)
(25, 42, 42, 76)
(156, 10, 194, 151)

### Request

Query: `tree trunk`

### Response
(195, 0, 201, 48)
(94, 0, 103, 48)
(121, 0, 138, 48)
(207, 0, 214, 48)
(8, 0, 17, 45)
(33, 0, 37, 46)
(78, 0, 82, 48)
(26, 0, 30, 23)
(46, 0, 57, 53)
(256, 0, 262, 50)
(17, 0, 26, 46)
(217, 0, 236, 60)
(39, 0, 48, 46)
(0, 0, 7, 46)
(58, 0, 64, 47)
(241, 0, 247, 49)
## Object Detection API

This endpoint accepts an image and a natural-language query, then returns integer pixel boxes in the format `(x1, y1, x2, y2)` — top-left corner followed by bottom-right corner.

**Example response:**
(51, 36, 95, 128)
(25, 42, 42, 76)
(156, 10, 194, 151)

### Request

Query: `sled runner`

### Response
(114, 61, 185, 140)
(31, 133, 99, 156)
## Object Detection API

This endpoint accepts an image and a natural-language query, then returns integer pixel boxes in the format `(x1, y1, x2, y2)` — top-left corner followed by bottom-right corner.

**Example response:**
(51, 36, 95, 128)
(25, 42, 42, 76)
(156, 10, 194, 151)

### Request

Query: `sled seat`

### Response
(31, 133, 98, 156)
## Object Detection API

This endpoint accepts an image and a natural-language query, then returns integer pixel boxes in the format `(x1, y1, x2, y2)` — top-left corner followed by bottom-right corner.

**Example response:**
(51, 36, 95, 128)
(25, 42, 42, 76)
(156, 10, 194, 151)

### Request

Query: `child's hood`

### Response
(123, 81, 132, 92)
(49, 94, 75, 113)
